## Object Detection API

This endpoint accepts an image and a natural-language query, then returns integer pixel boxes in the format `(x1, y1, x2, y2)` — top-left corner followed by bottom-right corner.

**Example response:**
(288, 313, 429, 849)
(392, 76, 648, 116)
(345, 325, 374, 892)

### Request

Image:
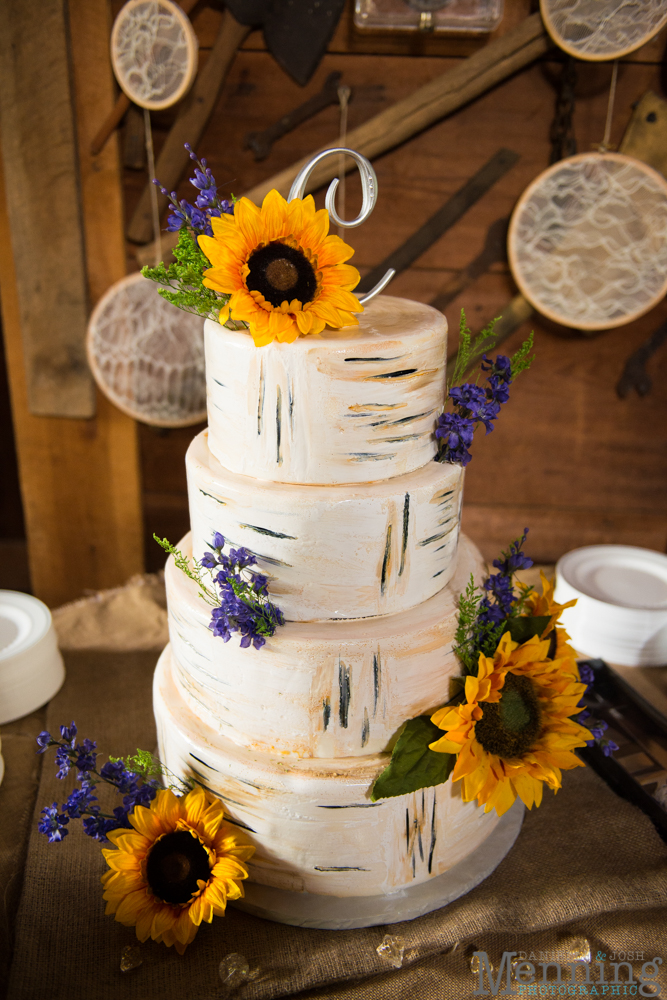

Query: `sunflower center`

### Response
(246, 241, 317, 307)
(146, 830, 211, 905)
(475, 671, 542, 760)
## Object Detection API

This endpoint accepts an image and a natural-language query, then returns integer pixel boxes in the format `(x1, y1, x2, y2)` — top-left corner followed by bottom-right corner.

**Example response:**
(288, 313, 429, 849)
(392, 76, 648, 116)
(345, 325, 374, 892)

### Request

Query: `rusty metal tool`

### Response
(616, 320, 667, 398)
(244, 71, 345, 161)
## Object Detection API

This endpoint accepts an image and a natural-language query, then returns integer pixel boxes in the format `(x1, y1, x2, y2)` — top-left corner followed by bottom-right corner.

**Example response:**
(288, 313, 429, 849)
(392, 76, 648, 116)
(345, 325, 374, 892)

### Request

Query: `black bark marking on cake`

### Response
(373, 651, 381, 717)
(317, 803, 380, 809)
(433, 568, 446, 578)
(344, 356, 403, 362)
(380, 524, 392, 596)
(399, 493, 410, 577)
(257, 356, 265, 436)
(434, 542, 451, 552)
(412, 852, 416, 878)
(347, 452, 396, 462)
(405, 808, 410, 850)
(239, 523, 297, 540)
(276, 384, 283, 465)
(338, 660, 351, 729)
(369, 409, 433, 428)
(314, 866, 370, 871)
(189, 753, 218, 771)
(428, 793, 437, 874)
(222, 815, 257, 834)
(323, 697, 331, 731)
(437, 515, 455, 528)
(435, 489, 455, 500)
(418, 530, 452, 547)
(364, 368, 418, 380)
(199, 489, 226, 505)
(213, 378, 226, 387)
(417, 824, 424, 863)
(361, 707, 370, 747)
(288, 377, 294, 435)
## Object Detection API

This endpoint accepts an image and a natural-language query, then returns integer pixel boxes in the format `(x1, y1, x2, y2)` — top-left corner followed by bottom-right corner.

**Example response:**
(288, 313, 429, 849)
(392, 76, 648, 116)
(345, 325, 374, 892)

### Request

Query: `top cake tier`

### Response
(205, 295, 447, 485)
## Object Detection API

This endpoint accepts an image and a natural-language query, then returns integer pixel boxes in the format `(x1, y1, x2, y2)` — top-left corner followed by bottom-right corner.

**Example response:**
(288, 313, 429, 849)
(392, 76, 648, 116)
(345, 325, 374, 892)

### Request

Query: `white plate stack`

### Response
(0, 591, 65, 725)
(554, 546, 667, 668)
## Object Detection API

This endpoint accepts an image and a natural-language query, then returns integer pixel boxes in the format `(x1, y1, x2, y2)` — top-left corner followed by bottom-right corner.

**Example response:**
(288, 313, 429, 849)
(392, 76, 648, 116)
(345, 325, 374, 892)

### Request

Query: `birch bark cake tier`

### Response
(204, 295, 447, 485)
(165, 533, 482, 758)
(187, 429, 464, 622)
(154, 649, 501, 898)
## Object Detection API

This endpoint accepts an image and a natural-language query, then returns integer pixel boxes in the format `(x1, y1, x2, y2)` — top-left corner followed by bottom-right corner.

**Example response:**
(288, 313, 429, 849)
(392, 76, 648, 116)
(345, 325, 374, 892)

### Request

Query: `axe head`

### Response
(226, 0, 347, 86)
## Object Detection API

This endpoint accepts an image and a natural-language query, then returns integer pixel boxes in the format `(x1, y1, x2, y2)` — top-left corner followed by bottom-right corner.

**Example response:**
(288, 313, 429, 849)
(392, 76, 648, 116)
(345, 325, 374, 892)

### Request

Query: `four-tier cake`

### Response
(154, 294, 506, 923)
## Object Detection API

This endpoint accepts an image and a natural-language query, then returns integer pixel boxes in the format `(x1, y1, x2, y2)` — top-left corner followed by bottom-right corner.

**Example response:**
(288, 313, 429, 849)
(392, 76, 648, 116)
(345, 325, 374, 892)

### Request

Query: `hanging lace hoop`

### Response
(110, 0, 198, 110)
(540, 0, 667, 61)
(86, 273, 207, 427)
(508, 151, 667, 331)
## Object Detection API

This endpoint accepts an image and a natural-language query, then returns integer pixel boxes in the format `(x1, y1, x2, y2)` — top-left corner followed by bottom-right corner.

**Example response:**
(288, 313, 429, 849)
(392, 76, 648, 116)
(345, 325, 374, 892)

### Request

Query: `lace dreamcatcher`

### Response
(88, 0, 205, 425)
(508, 0, 667, 331)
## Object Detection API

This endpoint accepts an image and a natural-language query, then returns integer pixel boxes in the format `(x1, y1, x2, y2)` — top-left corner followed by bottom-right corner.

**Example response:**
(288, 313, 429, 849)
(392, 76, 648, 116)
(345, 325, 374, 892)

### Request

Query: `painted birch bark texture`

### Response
(187, 431, 464, 621)
(163, 534, 483, 758)
(204, 296, 447, 485)
(155, 650, 500, 897)
(0, 0, 95, 417)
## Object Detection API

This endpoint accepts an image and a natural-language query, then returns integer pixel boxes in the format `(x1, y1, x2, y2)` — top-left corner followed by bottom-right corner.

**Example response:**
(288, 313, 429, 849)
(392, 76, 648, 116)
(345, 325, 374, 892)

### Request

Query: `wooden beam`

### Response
(0, 0, 95, 418)
(0, 0, 144, 606)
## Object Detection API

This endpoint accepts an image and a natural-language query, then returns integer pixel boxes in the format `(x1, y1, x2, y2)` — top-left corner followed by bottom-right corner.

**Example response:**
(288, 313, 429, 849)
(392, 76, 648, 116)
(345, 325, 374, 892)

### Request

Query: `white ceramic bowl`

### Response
(0, 591, 65, 724)
(554, 545, 667, 667)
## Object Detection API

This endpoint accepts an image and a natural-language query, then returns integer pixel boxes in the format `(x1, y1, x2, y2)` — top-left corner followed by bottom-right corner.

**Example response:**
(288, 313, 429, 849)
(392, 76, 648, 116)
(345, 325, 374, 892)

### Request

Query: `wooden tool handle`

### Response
(128, 9, 249, 244)
(90, 0, 201, 158)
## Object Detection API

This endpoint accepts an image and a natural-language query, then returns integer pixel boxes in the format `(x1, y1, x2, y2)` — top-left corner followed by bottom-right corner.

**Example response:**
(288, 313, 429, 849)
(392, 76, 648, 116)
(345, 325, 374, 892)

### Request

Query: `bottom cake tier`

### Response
(154, 646, 502, 899)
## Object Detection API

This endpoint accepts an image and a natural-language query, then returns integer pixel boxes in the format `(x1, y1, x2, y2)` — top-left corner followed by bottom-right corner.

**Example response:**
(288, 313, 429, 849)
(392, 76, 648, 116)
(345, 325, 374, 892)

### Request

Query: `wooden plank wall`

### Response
(126, 1, 665, 567)
(0, 0, 144, 605)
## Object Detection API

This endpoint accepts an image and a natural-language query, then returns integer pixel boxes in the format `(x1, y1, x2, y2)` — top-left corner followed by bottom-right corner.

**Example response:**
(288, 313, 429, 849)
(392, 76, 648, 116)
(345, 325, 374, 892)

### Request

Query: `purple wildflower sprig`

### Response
(154, 533, 285, 651)
(35, 726, 180, 844)
(453, 530, 534, 675)
(435, 311, 534, 467)
(575, 662, 619, 757)
(152, 143, 234, 238)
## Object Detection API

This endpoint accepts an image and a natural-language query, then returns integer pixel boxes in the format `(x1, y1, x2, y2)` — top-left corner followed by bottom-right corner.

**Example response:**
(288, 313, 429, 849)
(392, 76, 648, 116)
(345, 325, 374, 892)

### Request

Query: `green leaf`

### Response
(504, 615, 551, 644)
(371, 716, 455, 802)
(510, 330, 535, 378)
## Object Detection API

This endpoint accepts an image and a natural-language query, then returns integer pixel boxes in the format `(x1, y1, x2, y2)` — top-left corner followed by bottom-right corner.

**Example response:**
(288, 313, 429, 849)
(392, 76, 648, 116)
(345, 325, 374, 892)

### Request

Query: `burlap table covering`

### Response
(3, 579, 667, 1000)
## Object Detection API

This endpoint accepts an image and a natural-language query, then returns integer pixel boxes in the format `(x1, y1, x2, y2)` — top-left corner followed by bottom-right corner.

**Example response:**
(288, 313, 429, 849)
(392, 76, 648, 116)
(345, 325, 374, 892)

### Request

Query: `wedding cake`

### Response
(153, 292, 508, 923)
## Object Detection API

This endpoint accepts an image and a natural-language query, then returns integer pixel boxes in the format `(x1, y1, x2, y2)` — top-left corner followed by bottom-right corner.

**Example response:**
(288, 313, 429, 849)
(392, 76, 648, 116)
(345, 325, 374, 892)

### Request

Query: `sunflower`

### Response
(101, 785, 254, 954)
(198, 189, 362, 347)
(520, 570, 578, 658)
(429, 632, 590, 817)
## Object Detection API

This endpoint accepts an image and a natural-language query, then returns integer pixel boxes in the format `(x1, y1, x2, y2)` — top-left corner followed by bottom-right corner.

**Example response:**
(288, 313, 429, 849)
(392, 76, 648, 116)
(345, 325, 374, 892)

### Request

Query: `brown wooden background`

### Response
(1, 0, 666, 600)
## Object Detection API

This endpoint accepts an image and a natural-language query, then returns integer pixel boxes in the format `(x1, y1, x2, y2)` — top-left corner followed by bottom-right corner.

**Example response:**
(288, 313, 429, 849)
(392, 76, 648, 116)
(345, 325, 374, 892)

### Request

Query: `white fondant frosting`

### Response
(154, 648, 501, 898)
(187, 430, 464, 622)
(165, 533, 484, 759)
(204, 295, 447, 485)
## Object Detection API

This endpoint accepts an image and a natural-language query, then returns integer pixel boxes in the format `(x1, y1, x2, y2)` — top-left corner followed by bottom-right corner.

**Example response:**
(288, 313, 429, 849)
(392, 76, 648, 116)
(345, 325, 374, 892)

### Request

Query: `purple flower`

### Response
(82, 814, 116, 842)
(156, 145, 234, 238)
(435, 412, 475, 466)
(492, 529, 533, 575)
(602, 740, 619, 757)
(74, 738, 97, 776)
(64, 781, 98, 819)
(55, 746, 73, 780)
(212, 532, 225, 550)
(449, 383, 486, 415)
(200, 551, 217, 569)
(38, 803, 69, 843)
(578, 662, 595, 690)
(60, 722, 77, 746)
(36, 731, 52, 753)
